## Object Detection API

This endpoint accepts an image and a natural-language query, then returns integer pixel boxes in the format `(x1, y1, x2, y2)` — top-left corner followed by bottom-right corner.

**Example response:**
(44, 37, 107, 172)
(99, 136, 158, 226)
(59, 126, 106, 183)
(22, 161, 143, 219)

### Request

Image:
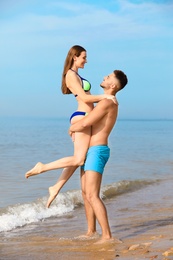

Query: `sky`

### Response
(0, 0, 173, 119)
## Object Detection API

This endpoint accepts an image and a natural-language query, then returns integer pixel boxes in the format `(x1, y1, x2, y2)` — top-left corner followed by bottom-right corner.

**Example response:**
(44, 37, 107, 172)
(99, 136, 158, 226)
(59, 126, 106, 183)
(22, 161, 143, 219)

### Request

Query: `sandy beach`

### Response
(1, 177, 173, 260)
(107, 177, 173, 260)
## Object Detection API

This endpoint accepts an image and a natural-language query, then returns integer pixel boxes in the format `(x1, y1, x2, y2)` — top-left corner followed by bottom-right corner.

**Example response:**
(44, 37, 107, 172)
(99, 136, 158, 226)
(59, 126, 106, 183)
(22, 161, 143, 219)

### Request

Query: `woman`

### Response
(25, 45, 116, 207)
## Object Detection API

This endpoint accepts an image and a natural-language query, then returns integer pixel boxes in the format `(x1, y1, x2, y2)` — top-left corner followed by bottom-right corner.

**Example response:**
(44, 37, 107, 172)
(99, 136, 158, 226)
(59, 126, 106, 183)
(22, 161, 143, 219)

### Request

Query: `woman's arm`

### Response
(66, 70, 117, 104)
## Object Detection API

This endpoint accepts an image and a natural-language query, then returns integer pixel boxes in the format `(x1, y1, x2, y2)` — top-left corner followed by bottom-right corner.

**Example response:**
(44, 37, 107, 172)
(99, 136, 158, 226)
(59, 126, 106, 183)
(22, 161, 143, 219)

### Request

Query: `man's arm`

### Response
(69, 99, 117, 133)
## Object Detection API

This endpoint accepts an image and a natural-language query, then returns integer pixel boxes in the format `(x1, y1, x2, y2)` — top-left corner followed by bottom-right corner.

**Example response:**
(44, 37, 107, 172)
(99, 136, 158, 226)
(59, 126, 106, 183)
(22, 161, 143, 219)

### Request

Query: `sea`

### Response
(0, 117, 173, 259)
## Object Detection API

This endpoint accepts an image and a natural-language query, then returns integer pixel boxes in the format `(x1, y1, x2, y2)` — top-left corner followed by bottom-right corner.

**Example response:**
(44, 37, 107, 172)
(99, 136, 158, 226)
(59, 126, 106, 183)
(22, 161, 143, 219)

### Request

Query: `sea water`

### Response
(0, 117, 172, 234)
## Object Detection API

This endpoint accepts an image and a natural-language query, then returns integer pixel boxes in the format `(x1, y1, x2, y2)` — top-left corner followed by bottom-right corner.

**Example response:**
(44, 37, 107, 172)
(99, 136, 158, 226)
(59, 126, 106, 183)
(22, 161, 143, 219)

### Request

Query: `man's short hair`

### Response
(114, 70, 128, 90)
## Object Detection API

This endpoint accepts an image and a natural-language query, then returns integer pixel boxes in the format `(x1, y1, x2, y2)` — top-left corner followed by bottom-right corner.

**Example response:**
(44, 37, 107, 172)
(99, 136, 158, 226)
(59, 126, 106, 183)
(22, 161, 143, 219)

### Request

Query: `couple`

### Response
(25, 45, 128, 243)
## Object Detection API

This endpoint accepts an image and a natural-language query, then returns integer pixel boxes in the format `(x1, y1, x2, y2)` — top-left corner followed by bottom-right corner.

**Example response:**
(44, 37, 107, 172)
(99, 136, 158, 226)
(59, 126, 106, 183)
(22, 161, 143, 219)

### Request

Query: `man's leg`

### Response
(80, 168, 97, 237)
(84, 170, 112, 241)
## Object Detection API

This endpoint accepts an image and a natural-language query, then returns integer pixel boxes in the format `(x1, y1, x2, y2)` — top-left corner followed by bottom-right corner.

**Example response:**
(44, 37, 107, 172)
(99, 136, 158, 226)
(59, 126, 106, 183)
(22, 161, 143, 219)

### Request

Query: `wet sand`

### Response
(1, 178, 173, 260)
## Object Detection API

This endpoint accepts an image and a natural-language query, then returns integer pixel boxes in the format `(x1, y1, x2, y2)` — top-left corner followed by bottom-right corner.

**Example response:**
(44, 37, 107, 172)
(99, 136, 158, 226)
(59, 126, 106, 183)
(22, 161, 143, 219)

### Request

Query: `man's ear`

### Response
(111, 83, 116, 90)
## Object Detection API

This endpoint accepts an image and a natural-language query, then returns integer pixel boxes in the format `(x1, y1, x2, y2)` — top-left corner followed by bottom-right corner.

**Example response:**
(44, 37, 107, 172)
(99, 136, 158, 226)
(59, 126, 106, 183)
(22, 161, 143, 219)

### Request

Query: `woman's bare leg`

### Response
(25, 127, 91, 178)
(46, 166, 78, 208)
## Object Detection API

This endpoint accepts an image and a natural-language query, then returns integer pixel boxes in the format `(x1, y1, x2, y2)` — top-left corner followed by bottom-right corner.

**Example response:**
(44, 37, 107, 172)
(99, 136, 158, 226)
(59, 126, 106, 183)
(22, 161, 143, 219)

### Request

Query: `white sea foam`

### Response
(0, 180, 155, 233)
(0, 190, 83, 232)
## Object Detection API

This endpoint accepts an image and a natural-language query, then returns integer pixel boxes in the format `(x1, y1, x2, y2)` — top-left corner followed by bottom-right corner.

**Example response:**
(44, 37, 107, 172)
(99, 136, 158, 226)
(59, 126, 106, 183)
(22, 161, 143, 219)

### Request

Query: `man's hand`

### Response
(69, 129, 75, 142)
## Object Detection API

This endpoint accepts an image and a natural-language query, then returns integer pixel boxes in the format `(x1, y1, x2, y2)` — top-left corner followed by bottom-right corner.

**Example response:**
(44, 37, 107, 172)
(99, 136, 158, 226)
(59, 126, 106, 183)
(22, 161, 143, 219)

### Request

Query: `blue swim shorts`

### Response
(82, 145, 110, 174)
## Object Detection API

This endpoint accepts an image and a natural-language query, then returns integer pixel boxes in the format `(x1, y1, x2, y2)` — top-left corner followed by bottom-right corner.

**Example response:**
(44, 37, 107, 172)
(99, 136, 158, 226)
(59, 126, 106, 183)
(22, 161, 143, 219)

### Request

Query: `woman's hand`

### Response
(103, 94, 119, 105)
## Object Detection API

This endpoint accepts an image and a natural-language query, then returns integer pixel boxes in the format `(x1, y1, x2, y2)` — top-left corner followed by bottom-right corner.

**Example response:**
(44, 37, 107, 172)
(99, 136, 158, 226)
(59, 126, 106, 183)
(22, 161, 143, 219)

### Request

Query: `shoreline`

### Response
(107, 177, 173, 259)
(1, 178, 173, 259)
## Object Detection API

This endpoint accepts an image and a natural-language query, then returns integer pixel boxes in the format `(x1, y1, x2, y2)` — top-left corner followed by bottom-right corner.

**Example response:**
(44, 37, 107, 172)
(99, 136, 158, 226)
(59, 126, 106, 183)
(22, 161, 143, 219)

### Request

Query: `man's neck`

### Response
(104, 89, 116, 96)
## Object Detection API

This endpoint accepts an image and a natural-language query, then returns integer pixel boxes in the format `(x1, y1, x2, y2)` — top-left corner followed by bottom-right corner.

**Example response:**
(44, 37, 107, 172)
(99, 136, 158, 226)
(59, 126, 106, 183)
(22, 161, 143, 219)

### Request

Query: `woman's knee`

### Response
(73, 156, 85, 166)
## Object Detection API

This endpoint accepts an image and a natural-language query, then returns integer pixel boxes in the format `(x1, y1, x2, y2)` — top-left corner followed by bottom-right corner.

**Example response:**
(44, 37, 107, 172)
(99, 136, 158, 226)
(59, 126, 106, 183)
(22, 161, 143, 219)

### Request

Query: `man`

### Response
(25, 69, 128, 242)
(69, 70, 128, 243)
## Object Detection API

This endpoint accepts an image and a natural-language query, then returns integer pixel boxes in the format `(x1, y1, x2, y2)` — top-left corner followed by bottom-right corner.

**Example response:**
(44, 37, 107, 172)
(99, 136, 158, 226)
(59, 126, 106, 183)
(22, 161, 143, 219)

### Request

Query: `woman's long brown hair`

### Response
(61, 45, 86, 94)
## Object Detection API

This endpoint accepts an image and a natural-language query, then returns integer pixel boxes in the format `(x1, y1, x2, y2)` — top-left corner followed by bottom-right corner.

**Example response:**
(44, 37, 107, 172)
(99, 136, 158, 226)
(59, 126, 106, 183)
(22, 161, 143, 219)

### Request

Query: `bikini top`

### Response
(70, 69, 91, 97)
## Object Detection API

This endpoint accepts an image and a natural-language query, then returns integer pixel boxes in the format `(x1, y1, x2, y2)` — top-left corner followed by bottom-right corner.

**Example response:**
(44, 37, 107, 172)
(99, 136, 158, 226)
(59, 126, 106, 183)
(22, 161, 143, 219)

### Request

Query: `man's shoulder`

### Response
(99, 99, 118, 108)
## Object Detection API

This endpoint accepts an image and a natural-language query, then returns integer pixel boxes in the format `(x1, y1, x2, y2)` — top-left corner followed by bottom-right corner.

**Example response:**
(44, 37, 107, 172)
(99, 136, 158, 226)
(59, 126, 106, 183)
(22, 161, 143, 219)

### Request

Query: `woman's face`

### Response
(74, 51, 87, 69)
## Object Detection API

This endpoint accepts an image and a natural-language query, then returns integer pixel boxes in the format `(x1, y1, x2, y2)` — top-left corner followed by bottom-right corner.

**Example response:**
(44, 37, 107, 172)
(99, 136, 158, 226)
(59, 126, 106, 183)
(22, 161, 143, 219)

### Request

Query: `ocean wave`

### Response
(101, 179, 156, 198)
(0, 179, 156, 233)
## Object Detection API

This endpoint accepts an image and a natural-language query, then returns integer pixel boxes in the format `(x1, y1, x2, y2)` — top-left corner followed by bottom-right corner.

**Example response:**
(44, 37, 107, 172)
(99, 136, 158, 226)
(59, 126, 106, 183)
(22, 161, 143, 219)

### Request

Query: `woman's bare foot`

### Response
(46, 186, 59, 208)
(25, 162, 44, 178)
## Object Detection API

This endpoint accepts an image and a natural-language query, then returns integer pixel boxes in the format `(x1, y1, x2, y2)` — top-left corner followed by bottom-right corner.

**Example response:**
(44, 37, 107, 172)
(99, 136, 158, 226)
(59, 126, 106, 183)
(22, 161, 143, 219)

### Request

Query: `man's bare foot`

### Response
(46, 186, 59, 208)
(25, 162, 44, 178)
(75, 232, 99, 240)
(94, 237, 122, 245)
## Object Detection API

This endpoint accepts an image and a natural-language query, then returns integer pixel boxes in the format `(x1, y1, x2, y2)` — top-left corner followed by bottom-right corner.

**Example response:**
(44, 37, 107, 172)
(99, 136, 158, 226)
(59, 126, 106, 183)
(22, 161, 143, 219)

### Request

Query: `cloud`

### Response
(1, 0, 173, 37)
(0, 0, 173, 118)
(0, 0, 172, 68)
